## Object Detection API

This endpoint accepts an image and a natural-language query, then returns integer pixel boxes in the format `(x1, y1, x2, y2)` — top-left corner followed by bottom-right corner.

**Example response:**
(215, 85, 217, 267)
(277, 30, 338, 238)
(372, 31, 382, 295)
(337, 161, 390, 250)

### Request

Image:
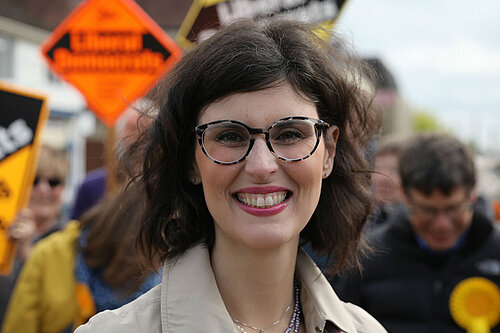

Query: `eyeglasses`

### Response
(407, 201, 474, 221)
(33, 176, 63, 188)
(195, 117, 331, 165)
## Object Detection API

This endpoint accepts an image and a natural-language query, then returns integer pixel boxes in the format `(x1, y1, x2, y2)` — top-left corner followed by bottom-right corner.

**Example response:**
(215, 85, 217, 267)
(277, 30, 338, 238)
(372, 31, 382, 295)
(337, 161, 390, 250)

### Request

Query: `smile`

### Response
(235, 191, 290, 208)
(232, 187, 292, 217)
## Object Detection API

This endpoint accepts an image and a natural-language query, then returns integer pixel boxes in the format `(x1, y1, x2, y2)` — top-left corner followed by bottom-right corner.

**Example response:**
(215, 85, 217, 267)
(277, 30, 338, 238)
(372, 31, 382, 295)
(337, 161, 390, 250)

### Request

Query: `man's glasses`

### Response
(407, 201, 474, 221)
(195, 117, 332, 165)
(33, 176, 63, 188)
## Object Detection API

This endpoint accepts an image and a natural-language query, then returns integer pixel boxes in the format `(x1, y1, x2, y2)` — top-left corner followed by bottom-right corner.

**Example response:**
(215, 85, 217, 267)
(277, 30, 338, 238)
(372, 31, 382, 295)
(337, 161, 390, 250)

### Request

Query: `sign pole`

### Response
(105, 127, 117, 194)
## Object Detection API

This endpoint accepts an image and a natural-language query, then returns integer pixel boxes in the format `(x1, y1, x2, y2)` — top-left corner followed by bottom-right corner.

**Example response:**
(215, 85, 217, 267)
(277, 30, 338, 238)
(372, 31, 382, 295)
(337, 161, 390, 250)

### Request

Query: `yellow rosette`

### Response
(450, 277, 500, 333)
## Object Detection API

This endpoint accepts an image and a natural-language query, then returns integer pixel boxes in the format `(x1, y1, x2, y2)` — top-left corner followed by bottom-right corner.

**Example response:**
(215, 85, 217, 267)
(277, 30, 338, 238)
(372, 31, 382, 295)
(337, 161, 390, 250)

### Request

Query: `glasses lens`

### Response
(202, 122, 250, 163)
(411, 202, 473, 221)
(33, 176, 62, 188)
(446, 203, 473, 219)
(269, 119, 318, 160)
(411, 206, 437, 220)
(48, 178, 62, 188)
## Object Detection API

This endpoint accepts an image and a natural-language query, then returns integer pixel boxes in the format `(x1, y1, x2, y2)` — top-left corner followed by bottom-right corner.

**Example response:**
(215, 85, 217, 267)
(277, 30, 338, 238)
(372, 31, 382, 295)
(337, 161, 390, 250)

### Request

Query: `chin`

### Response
(240, 230, 298, 250)
(428, 241, 455, 252)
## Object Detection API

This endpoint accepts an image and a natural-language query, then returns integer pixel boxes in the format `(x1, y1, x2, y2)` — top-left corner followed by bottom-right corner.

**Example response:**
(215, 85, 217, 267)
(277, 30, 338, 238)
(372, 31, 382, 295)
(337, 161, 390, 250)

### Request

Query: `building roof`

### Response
(0, 0, 191, 32)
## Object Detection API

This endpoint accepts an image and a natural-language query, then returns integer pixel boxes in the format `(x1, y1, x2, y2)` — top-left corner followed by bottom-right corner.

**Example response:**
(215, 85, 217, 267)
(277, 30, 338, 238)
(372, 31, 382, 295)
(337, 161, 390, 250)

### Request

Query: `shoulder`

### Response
(74, 169, 107, 197)
(20, 221, 80, 283)
(31, 221, 80, 259)
(476, 223, 500, 258)
(75, 284, 162, 333)
(364, 210, 414, 254)
(81, 168, 107, 185)
(342, 301, 387, 332)
(490, 223, 500, 239)
(471, 216, 500, 251)
(34, 221, 80, 253)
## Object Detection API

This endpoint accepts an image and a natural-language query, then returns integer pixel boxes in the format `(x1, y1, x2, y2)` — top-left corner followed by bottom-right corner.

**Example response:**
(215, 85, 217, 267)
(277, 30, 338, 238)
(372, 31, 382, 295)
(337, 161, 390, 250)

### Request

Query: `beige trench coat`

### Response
(76, 245, 386, 333)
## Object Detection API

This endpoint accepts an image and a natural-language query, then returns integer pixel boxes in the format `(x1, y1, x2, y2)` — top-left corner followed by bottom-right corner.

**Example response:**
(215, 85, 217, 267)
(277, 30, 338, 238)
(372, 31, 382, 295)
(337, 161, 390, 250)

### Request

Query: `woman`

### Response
(10, 145, 69, 259)
(0, 145, 68, 327)
(77, 18, 385, 333)
(2, 186, 160, 333)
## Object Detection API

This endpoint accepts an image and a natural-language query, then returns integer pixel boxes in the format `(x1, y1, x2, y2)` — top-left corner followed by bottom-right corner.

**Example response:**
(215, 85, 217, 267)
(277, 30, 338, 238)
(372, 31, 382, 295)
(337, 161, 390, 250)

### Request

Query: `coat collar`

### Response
(160, 244, 233, 332)
(296, 249, 357, 333)
(160, 244, 356, 333)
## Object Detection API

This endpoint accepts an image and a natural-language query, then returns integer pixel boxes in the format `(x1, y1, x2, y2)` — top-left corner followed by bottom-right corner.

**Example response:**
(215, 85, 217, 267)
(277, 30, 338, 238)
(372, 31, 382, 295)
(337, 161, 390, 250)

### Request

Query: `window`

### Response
(0, 33, 14, 78)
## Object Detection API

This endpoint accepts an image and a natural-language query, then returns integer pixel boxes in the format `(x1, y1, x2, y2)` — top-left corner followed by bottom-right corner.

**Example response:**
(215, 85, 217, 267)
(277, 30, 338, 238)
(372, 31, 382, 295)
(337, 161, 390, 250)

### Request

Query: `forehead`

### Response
(36, 169, 64, 178)
(374, 154, 399, 168)
(197, 84, 318, 126)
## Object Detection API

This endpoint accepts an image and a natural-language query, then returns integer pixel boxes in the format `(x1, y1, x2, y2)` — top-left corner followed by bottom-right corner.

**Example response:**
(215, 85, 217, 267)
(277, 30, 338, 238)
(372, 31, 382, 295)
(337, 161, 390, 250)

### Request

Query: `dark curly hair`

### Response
(124, 18, 380, 275)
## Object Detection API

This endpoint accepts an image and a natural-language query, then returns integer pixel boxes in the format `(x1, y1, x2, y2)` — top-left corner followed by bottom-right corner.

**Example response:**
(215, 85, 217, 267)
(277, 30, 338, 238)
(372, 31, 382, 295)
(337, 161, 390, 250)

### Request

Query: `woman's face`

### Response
(193, 84, 336, 250)
(29, 169, 64, 228)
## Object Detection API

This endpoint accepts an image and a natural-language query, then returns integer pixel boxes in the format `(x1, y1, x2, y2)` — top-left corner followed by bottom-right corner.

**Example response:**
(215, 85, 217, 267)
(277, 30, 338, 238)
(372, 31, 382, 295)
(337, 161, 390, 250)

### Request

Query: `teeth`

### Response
(237, 191, 288, 208)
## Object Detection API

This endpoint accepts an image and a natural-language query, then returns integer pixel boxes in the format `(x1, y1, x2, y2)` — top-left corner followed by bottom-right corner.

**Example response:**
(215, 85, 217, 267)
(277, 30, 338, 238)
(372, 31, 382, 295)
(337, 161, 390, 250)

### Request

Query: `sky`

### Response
(334, 0, 500, 153)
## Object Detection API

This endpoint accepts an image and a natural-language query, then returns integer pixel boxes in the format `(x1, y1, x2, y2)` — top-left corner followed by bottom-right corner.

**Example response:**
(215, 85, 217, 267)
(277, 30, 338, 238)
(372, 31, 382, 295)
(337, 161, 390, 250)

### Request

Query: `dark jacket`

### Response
(333, 207, 500, 333)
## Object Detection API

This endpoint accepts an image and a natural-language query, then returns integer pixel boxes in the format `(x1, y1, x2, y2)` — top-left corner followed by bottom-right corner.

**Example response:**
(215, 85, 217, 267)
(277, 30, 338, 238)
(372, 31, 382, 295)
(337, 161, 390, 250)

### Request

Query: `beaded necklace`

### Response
(232, 279, 301, 333)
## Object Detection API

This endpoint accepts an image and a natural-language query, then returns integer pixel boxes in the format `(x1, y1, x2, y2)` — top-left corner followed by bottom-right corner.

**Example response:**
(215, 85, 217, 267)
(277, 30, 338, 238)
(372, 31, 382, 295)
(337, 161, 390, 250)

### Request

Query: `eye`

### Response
(273, 129, 306, 144)
(215, 131, 246, 144)
(445, 204, 466, 215)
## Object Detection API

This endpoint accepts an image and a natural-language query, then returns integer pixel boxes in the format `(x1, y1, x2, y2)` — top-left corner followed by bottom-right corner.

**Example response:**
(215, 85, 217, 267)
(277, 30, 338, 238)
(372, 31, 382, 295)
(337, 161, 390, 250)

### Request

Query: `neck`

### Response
(211, 239, 299, 332)
(35, 217, 58, 237)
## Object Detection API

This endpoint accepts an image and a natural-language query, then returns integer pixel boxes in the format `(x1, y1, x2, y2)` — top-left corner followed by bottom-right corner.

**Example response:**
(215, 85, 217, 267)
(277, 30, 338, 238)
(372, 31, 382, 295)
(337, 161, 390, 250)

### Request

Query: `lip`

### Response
(234, 186, 290, 194)
(233, 186, 292, 217)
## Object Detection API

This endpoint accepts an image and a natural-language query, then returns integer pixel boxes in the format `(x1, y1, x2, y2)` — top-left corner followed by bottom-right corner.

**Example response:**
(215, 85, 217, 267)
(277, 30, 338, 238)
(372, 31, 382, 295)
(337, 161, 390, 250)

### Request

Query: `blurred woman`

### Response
(2, 185, 160, 333)
(0, 145, 69, 327)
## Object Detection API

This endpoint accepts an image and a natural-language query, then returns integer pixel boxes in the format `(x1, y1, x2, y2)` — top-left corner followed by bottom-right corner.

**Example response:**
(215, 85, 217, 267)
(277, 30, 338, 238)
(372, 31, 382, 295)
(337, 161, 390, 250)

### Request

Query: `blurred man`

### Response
(334, 133, 500, 333)
(369, 135, 405, 227)
(70, 101, 146, 220)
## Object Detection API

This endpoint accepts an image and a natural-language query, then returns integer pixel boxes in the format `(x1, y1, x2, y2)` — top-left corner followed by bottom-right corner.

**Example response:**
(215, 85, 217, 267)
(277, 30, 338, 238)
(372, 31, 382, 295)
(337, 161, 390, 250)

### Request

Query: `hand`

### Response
(9, 208, 36, 261)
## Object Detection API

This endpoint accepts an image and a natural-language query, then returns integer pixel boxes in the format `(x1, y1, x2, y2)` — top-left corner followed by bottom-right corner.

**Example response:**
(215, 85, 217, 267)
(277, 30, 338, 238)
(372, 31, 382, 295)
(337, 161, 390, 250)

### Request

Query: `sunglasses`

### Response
(33, 176, 63, 188)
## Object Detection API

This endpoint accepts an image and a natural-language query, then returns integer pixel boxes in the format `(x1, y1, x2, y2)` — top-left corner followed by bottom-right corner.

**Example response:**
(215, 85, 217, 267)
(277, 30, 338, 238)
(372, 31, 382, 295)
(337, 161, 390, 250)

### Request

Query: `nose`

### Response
(432, 212, 453, 231)
(33, 179, 52, 194)
(244, 137, 278, 181)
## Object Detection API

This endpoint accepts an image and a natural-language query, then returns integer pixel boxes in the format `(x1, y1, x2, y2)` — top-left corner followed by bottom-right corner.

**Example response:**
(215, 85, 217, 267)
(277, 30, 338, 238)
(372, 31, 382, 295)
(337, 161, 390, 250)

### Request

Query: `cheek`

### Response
(409, 217, 427, 234)
(457, 213, 473, 230)
(53, 186, 63, 196)
(286, 155, 324, 196)
(195, 150, 233, 202)
(29, 188, 40, 200)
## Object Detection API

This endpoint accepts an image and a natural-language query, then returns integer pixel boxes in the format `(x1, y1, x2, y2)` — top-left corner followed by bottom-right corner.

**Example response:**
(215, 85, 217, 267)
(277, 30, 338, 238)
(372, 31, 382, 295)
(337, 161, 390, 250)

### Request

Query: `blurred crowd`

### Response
(1, 106, 161, 333)
(1, 30, 500, 333)
(2, 120, 499, 332)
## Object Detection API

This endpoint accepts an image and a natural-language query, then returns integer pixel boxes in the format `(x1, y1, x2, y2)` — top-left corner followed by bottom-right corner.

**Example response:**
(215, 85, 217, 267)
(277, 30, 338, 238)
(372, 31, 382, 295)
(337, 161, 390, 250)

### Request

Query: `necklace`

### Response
(232, 279, 301, 333)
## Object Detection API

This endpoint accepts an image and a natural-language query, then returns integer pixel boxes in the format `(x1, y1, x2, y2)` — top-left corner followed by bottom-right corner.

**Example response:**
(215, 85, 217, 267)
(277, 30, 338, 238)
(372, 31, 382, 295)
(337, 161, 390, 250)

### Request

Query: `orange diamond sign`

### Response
(40, 0, 182, 126)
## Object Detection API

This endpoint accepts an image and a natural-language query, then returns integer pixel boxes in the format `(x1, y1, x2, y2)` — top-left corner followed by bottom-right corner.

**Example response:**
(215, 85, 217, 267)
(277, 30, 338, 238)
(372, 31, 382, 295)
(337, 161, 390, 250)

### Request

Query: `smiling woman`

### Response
(76, 18, 385, 333)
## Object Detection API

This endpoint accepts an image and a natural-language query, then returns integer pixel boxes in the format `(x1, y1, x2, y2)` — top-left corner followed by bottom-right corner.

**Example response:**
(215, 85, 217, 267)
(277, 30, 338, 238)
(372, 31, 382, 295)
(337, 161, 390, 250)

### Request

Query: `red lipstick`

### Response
(233, 186, 292, 217)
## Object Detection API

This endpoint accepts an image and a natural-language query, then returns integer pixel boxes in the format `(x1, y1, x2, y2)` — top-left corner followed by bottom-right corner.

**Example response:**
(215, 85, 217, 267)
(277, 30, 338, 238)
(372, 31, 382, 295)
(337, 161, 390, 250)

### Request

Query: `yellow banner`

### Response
(0, 81, 49, 275)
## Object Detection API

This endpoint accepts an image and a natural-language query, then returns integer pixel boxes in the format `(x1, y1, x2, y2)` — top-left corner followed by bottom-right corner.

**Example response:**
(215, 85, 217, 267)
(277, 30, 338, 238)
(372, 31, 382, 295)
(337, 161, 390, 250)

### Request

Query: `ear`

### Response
(189, 162, 201, 185)
(322, 125, 340, 179)
(400, 185, 410, 205)
(469, 186, 479, 202)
